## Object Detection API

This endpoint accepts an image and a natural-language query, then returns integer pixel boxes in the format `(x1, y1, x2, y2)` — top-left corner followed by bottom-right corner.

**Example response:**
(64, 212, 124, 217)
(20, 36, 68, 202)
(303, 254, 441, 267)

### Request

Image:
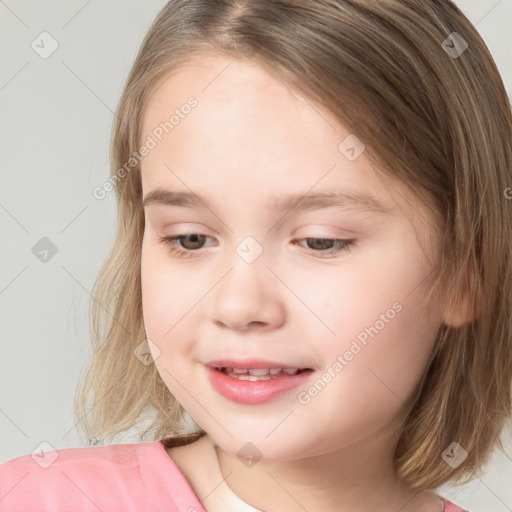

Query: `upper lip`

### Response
(206, 359, 313, 370)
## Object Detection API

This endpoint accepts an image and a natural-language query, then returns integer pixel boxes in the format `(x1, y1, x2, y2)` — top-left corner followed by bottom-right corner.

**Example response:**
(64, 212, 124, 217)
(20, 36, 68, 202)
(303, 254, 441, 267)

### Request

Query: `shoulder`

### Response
(1, 441, 144, 477)
(0, 441, 162, 511)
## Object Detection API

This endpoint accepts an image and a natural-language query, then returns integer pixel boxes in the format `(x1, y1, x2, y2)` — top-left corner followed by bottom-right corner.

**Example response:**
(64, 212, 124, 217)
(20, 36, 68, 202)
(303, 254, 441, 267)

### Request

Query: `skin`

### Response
(139, 54, 469, 512)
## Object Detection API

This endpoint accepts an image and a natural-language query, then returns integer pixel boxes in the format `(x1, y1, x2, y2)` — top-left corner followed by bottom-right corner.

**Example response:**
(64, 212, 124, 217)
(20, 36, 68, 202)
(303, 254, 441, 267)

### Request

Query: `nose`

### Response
(207, 252, 286, 332)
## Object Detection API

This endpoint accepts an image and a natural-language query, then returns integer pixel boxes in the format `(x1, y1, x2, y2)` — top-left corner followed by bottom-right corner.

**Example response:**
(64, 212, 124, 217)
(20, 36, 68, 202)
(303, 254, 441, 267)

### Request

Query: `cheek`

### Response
(141, 239, 212, 371)
(141, 242, 188, 347)
(141, 249, 168, 340)
(140, 250, 199, 403)
(290, 242, 434, 340)
(302, 238, 440, 401)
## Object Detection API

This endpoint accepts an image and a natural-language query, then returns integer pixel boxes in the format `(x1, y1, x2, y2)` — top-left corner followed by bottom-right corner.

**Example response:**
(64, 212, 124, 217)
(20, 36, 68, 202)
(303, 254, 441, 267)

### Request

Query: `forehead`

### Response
(141, 54, 305, 133)
(138, 54, 411, 219)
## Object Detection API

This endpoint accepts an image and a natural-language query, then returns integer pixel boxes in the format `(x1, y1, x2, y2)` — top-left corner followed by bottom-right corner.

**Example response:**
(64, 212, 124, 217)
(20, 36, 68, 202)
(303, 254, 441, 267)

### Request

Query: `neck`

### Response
(210, 428, 439, 512)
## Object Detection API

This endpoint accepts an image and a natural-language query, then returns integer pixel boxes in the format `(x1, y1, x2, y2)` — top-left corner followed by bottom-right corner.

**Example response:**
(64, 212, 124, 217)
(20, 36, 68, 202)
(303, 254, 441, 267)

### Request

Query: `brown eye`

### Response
(304, 238, 336, 250)
(159, 234, 216, 259)
(175, 234, 208, 250)
(294, 237, 356, 257)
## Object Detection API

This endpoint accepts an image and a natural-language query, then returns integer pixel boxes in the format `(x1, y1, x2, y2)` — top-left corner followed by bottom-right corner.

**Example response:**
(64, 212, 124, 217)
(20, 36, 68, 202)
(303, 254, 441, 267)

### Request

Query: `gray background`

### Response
(1, 1, 511, 510)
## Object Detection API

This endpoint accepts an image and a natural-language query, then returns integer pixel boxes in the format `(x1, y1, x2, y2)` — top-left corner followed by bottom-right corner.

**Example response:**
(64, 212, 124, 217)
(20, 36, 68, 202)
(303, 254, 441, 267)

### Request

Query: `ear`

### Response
(442, 263, 480, 328)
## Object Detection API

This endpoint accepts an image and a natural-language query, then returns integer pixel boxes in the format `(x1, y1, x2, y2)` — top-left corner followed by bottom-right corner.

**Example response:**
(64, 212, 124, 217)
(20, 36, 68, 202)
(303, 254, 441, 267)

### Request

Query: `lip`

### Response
(206, 359, 313, 370)
(206, 365, 314, 404)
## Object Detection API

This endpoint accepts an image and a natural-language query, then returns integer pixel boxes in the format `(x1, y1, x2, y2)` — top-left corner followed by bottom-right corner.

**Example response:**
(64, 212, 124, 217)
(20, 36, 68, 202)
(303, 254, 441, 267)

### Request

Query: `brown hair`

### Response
(75, 0, 512, 490)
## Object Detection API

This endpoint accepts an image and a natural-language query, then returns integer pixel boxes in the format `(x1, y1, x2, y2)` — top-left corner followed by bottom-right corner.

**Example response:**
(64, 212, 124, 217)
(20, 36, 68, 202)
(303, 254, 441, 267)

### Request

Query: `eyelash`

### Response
(158, 234, 356, 259)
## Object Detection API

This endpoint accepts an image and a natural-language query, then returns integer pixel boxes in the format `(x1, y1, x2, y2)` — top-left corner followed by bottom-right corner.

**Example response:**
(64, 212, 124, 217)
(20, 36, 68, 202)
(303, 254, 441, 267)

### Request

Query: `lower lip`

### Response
(206, 366, 313, 404)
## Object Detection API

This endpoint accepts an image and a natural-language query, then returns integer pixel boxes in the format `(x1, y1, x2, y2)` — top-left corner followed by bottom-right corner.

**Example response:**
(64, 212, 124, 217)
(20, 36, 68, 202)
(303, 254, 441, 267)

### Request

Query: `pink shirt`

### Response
(0, 441, 469, 511)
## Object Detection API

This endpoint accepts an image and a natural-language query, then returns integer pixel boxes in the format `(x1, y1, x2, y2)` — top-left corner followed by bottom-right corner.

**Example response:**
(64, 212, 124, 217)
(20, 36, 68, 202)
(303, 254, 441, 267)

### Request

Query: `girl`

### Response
(1, 1, 511, 511)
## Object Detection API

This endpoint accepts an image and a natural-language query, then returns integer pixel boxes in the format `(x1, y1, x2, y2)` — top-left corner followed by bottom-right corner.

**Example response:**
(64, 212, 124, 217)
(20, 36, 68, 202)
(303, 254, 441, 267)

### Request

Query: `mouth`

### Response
(205, 361, 314, 404)
(213, 366, 312, 381)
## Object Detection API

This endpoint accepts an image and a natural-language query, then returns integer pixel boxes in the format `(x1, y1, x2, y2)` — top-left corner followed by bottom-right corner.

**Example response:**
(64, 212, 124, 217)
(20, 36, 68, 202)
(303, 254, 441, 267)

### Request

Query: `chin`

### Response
(203, 424, 313, 461)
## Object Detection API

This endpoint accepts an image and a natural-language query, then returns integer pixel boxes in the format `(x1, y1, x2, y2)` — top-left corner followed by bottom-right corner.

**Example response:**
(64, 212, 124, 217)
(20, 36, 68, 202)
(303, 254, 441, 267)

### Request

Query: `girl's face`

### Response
(140, 54, 446, 460)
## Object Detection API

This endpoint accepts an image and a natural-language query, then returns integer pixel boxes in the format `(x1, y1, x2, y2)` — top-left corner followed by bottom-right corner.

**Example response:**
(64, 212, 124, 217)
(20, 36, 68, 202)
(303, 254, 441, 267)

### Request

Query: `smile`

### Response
(216, 367, 307, 380)
(207, 365, 314, 404)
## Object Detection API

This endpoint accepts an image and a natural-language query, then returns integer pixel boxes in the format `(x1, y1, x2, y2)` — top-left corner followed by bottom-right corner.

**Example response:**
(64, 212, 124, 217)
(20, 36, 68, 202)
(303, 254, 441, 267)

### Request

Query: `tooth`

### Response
(225, 367, 233, 372)
(249, 369, 270, 376)
(233, 368, 249, 374)
(269, 368, 282, 375)
(283, 368, 298, 375)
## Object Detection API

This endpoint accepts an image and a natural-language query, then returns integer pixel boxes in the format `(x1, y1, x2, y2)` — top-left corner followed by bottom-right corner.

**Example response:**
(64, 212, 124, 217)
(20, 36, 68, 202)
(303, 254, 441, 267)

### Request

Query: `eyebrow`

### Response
(142, 188, 395, 215)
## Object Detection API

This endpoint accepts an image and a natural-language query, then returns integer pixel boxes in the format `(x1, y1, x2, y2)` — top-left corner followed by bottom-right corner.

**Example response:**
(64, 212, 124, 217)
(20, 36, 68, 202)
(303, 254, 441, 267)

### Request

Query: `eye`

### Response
(158, 234, 215, 259)
(293, 237, 356, 257)
(158, 234, 356, 259)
